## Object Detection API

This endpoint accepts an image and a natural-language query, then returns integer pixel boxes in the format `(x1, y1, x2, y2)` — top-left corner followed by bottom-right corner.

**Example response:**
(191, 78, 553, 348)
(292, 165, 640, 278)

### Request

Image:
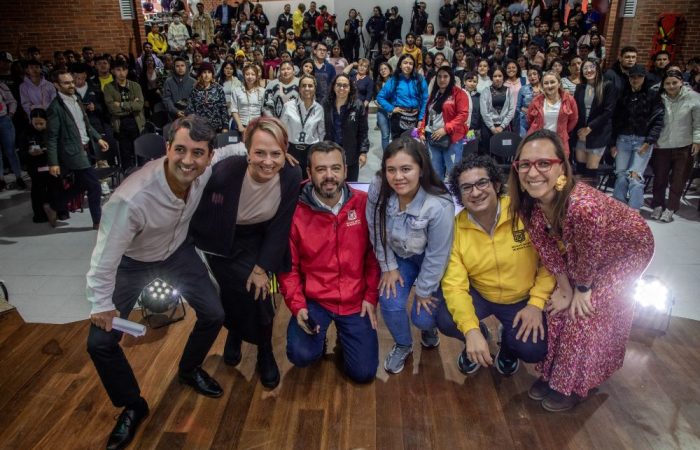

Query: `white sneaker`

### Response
(101, 181, 111, 196)
(650, 206, 663, 220)
(660, 209, 674, 223)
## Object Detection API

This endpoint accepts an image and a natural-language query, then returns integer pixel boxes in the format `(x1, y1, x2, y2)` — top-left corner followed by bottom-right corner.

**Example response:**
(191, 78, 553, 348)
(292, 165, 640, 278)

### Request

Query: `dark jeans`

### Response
(66, 167, 102, 225)
(27, 166, 64, 221)
(87, 240, 224, 407)
(651, 146, 693, 211)
(117, 117, 141, 169)
(286, 300, 378, 383)
(437, 288, 547, 363)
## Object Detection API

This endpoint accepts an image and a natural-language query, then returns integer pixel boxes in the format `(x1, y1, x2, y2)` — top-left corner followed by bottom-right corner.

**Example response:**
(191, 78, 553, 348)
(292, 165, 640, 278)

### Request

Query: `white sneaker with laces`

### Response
(660, 209, 674, 223)
(650, 206, 663, 220)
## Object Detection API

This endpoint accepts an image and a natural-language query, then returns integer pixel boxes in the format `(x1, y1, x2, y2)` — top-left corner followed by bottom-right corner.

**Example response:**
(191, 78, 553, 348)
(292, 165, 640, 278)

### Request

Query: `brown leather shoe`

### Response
(528, 378, 552, 401)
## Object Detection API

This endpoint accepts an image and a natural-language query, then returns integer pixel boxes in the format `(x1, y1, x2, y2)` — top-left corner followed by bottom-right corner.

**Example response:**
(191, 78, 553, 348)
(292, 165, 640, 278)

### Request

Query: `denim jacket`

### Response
(366, 176, 455, 297)
(517, 84, 538, 133)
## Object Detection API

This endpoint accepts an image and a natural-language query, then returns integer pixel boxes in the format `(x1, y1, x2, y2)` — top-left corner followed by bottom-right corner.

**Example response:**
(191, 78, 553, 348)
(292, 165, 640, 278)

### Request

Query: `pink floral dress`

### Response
(527, 183, 654, 397)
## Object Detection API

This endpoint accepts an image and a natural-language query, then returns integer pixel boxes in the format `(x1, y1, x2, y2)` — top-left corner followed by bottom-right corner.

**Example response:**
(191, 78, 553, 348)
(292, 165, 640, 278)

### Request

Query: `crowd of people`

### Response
(0, 2, 698, 448)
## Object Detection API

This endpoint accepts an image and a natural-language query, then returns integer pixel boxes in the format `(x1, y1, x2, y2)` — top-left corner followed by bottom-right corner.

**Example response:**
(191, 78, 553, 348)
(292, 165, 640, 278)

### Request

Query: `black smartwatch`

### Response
(575, 284, 591, 293)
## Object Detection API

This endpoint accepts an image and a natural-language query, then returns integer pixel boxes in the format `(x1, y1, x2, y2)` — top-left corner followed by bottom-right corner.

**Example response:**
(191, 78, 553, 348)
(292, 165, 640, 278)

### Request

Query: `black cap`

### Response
(628, 64, 646, 77)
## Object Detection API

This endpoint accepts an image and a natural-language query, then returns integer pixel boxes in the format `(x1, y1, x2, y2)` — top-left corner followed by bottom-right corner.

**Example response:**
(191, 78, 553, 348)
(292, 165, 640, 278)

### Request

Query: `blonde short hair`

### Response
(244, 117, 288, 153)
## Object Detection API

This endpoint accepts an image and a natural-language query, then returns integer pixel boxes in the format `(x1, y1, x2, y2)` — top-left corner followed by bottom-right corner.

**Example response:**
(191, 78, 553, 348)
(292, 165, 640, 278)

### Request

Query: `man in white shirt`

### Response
(86, 115, 224, 450)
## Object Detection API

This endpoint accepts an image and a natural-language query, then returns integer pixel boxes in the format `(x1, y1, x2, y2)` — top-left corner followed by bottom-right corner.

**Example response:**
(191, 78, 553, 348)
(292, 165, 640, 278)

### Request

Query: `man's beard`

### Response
(314, 179, 340, 199)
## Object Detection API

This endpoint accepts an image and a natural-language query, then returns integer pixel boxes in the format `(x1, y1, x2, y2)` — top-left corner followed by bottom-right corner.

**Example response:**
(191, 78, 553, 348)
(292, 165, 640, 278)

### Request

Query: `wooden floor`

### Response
(1, 303, 699, 450)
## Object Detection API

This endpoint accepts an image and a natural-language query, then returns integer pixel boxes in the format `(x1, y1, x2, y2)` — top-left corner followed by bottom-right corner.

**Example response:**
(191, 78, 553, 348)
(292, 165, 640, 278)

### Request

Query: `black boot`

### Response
(223, 332, 242, 366)
(256, 344, 280, 389)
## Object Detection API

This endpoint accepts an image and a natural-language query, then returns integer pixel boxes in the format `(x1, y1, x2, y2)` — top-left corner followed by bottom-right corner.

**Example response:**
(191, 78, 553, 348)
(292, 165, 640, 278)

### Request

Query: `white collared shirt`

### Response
(312, 187, 344, 216)
(59, 91, 89, 145)
(86, 157, 212, 314)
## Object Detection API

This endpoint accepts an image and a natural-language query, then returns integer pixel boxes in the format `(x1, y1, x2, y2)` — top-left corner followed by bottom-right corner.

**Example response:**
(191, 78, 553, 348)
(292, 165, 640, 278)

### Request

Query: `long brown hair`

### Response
(507, 129, 574, 235)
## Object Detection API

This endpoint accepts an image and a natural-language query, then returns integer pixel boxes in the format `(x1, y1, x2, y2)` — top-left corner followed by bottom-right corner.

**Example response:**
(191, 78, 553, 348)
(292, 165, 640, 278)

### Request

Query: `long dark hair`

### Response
(217, 61, 236, 84)
(372, 137, 449, 265)
(325, 73, 357, 107)
(390, 54, 424, 104)
(427, 65, 456, 114)
(507, 129, 574, 235)
(580, 58, 604, 106)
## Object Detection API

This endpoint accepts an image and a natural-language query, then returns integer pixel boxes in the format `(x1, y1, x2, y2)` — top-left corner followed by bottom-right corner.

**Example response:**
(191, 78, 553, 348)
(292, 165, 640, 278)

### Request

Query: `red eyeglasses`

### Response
(512, 158, 563, 173)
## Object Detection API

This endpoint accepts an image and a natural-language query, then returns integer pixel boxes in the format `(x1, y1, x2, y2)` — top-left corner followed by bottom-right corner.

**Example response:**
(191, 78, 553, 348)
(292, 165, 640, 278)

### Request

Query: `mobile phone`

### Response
(304, 316, 319, 334)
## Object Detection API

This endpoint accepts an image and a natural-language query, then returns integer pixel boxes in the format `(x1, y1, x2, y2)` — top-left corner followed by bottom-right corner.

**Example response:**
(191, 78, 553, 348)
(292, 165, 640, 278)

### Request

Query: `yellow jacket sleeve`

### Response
(527, 261, 555, 310)
(441, 218, 478, 335)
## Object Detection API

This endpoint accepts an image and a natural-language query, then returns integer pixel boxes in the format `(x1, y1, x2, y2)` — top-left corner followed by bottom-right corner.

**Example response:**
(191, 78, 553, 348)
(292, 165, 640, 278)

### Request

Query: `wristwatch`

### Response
(575, 284, 591, 293)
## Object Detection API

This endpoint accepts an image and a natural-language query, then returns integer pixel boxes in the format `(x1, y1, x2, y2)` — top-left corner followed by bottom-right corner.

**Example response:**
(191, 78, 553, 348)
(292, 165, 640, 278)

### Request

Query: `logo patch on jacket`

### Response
(346, 209, 361, 227)
(512, 229, 526, 243)
(511, 228, 532, 251)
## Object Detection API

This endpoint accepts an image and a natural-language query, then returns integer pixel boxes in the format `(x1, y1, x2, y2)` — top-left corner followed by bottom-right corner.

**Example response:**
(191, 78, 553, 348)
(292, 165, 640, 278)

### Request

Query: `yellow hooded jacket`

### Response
(441, 196, 555, 334)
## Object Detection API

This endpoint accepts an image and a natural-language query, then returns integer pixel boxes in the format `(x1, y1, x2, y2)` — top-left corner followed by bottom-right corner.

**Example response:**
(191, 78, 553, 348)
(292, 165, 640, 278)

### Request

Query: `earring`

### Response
(554, 174, 567, 192)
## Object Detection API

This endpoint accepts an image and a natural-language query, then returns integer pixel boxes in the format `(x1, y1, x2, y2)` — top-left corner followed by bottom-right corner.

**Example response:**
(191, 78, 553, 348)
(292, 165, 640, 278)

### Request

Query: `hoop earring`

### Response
(554, 174, 567, 192)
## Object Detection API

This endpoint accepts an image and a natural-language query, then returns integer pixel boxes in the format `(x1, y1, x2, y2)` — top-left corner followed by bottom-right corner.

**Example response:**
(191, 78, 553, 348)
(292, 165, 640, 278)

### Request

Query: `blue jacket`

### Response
(366, 176, 455, 297)
(376, 74, 429, 121)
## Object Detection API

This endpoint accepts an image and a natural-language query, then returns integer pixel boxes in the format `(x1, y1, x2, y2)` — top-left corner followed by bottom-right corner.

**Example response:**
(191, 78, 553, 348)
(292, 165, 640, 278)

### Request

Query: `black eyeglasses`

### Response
(459, 178, 491, 194)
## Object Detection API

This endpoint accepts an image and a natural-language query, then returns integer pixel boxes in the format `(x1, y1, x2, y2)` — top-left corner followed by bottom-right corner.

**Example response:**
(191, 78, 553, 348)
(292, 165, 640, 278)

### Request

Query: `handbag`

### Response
(390, 109, 419, 137)
(428, 132, 451, 148)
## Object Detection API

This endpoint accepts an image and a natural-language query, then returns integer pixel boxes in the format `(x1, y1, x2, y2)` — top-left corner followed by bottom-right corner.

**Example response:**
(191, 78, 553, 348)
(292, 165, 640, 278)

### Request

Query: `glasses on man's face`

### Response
(459, 178, 491, 194)
(512, 158, 562, 173)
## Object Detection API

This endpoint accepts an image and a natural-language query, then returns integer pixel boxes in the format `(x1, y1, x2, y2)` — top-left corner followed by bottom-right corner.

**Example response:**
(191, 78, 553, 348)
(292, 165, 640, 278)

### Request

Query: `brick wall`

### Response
(0, 0, 146, 60)
(607, 0, 700, 67)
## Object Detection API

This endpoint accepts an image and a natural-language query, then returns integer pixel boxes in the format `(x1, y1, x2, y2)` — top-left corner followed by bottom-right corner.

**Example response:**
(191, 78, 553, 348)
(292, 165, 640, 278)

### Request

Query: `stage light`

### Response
(633, 275, 673, 333)
(137, 278, 187, 328)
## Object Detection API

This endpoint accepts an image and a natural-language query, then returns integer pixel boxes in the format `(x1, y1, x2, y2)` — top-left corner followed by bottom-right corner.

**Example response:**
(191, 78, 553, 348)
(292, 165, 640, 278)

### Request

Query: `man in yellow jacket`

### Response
(440, 154, 555, 376)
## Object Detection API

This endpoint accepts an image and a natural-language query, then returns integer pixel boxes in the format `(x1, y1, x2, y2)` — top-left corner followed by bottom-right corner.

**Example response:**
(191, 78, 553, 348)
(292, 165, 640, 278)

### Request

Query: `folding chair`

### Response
(489, 131, 521, 174)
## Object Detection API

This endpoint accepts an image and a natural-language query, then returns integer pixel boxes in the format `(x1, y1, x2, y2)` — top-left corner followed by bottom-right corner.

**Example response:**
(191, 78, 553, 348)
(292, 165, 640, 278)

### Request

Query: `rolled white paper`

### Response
(112, 317, 147, 337)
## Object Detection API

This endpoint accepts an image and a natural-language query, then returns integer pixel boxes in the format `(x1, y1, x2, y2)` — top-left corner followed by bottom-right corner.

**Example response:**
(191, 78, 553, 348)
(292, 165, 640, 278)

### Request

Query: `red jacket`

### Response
(419, 85, 469, 143)
(278, 183, 380, 317)
(526, 89, 578, 156)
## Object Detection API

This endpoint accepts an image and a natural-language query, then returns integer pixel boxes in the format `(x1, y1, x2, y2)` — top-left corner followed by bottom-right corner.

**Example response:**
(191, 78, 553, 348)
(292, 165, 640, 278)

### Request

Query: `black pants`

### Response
(287, 143, 310, 179)
(346, 163, 359, 182)
(117, 118, 141, 169)
(66, 167, 103, 225)
(27, 166, 64, 222)
(206, 225, 276, 347)
(651, 146, 693, 211)
(344, 37, 360, 62)
(87, 241, 224, 407)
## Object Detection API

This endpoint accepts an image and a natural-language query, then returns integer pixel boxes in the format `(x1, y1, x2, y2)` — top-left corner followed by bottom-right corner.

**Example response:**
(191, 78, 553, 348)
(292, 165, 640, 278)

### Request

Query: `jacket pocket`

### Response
(405, 217, 429, 254)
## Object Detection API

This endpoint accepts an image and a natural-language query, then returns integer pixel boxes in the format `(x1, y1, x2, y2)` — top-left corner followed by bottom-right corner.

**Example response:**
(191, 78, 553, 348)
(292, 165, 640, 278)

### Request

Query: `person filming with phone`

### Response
(278, 141, 380, 383)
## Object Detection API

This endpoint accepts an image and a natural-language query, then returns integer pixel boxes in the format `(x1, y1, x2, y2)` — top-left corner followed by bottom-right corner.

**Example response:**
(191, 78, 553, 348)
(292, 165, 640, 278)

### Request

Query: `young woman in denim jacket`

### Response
(516, 66, 543, 137)
(366, 137, 455, 374)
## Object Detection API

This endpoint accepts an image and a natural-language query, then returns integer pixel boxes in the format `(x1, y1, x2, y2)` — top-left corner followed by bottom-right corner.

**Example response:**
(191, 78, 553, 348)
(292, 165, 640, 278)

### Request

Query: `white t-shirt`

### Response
(543, 98, 561, 132)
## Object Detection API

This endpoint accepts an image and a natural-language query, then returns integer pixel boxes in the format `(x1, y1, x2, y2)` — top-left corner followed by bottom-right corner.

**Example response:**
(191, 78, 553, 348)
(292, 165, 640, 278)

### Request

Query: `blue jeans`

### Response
(376, 109, 391, 151)
(426, 135, 463, 181)
(613, 134, 653, 210)
(438, 287, 547, 363)
(287, 300, 379, 383)
(0, 115, 22, 178)
(380, 254, 449, 347)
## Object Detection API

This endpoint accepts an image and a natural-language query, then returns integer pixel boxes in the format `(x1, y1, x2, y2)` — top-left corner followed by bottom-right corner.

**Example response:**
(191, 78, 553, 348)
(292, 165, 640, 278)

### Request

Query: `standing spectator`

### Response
(93, 55, 114, 91)
(603, 46, 638, 101)
(610, 65, 664, 211)
(314, 5, 331, 34)
(372, 40, 393, 78)
(561, 56, 582, 95)
(0, 81, 25, 190)
(343, 9, 363, 62)
(263, 61, 299, 118)
(343, 58, 374, 110)
(162, 57, 196, 120)
(192, 2, 214, 44)
(375, 62, 393, 151)
(323, 74, 369, 181)
(411, 1, 429, 35)
(304, 2, 321, 30)
(311, 41, 335, 103)
(419, 65, 469, 180)
(573, 58, 615, 182)
(328, 44, 348, 76)
(20, 60, 56, 117)
(293, 3, 307, 38)
(168, 13, 191, 54)
(263, 46, 282, 80)
(186, 62, 229, 132)
(251, 4, 270, 37)
(439, 0, 455, 30)
(648, 51, 671, 86)
(280, 74, 325, 173)
(650, 70, 700, 222)
(402, 32, 423, 69)
(47, 69, 109, 228)
(508, 129, 654, 412)
(277, 4, 294, 36)
(366, 137, 455, 374)
(526, 71, 578, 157)
(376, 54, 428, 139)
(480, 66, 516, 151)
(428, 31, 453, 64)
(215, 0, 236, 29)
(104, 61, 145, 169)
(463, 70, 481, 139)
(385, 7, 403, 43)
(190, 117, 302, 390)
(475, 58, 492, 93)
(71, 63, 111, 137)
(366, 7, 386, 56)
(135, 42, 164, 78)
(504, 60, 526, 130)
(231, 63, 265, 134)
(148, 24, 169, 57)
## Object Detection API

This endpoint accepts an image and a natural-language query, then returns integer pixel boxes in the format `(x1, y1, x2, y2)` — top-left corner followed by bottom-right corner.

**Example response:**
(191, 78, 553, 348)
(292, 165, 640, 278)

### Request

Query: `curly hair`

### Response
(448, 154, 504, 206)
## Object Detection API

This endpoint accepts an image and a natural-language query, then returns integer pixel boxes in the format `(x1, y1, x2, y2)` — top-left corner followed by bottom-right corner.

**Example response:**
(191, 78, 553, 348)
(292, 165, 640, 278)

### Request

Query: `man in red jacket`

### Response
(278, 141, 380, 383)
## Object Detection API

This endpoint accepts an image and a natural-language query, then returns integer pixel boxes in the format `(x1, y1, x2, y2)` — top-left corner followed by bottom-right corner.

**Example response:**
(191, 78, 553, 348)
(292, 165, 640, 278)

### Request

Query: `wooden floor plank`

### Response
(0, 307, 698, 450)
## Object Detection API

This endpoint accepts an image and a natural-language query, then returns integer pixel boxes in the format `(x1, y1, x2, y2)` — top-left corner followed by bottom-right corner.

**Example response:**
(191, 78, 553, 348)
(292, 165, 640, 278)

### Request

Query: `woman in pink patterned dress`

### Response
(507, 129, 654, 412)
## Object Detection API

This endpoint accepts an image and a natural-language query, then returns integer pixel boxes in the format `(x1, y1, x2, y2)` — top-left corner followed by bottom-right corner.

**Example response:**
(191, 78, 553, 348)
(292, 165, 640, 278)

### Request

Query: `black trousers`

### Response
(27, 166, 64, 221)
(206, 225, 276, 347)
(117, 118, 141, 169)
(287, 143, 310, 179)
(87, 240, 224, 407)
(346, 163, 359, 182)
(66, 167, 102, 225)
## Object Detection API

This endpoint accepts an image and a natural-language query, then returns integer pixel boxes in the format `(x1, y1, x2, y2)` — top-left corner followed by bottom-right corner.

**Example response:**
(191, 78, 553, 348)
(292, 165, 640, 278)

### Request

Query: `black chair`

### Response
(150, 109, 169, 130)
(216, 130, 241, 149)
(134, 133, 167, 166)
(594, 150, 617, 192)
(682, 161, 700, 211)
(462, 139, 478, 158)
(489, 131, 521, 174)
(94, 134, 123, 190)
(162, 121, 172, 140)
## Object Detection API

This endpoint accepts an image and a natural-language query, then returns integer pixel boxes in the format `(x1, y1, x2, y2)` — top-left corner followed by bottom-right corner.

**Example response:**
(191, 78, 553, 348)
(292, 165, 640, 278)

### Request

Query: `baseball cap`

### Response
(287, 28, 295, 34)
(235, 50, 246, 58)
(393, 39, 403, 46)
(628, 64, 646, 77)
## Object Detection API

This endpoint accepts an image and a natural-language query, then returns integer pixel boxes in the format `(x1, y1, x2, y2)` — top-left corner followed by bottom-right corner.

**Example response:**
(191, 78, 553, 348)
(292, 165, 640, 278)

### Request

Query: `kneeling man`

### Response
(440, 154, 555, 376)
(278, 141, 380, 383)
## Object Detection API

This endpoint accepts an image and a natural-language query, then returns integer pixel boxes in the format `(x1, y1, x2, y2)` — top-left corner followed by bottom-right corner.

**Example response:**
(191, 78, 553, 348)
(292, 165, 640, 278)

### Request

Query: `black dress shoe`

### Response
(257, 346, 280, 389)
(223, 332, 242, 366)
(178, 367, 223, 398)
(106, 398, 149, 450)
